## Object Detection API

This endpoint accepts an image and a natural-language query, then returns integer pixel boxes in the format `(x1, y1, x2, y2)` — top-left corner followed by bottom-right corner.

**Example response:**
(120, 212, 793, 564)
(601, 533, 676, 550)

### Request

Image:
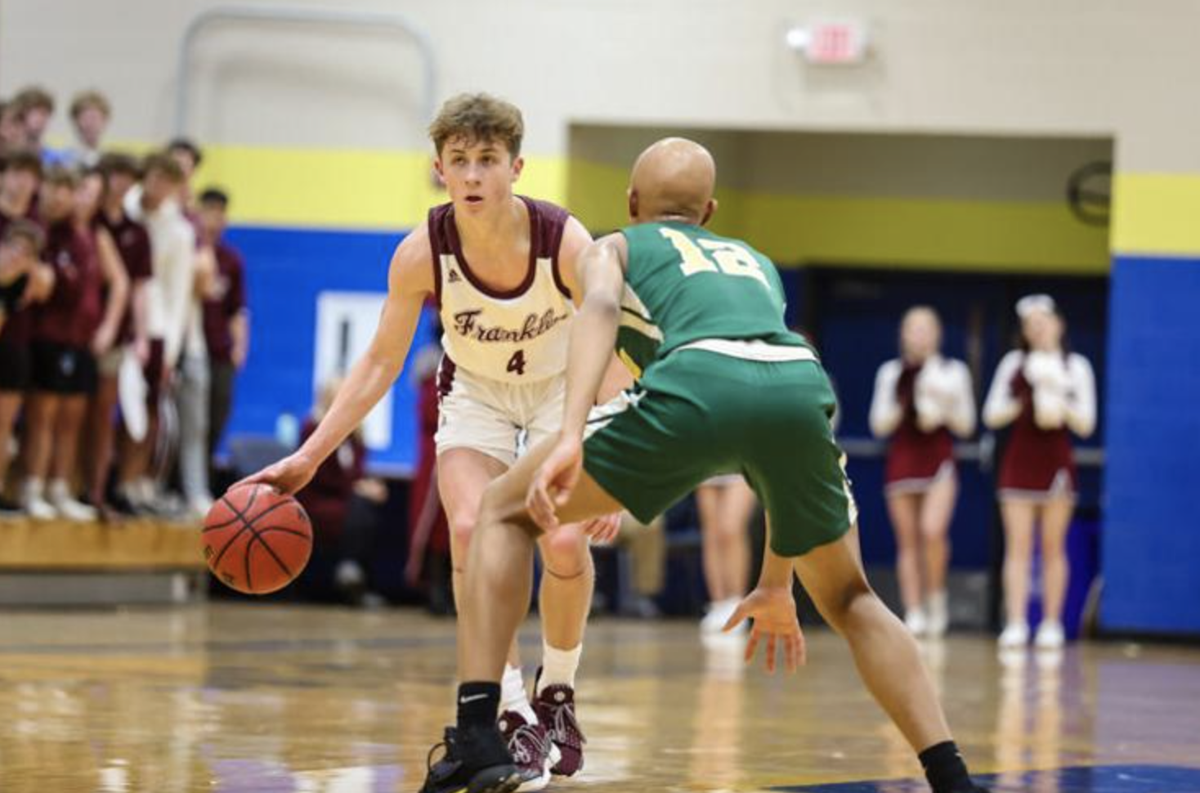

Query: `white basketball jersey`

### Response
(428, 197, 575, 384)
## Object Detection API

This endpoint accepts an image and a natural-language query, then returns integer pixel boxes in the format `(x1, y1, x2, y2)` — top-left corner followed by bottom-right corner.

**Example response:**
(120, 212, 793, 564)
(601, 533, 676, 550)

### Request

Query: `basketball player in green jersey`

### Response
(418, 137, 988, 793)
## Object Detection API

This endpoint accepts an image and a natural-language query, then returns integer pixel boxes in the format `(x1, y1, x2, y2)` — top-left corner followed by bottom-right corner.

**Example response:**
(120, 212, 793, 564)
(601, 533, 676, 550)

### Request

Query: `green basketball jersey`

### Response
(615, 221, 809, 378)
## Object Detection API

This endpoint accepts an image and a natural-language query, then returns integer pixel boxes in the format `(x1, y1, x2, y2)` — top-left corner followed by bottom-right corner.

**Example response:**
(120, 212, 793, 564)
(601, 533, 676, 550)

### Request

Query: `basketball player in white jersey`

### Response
(243, 94, 616, 792)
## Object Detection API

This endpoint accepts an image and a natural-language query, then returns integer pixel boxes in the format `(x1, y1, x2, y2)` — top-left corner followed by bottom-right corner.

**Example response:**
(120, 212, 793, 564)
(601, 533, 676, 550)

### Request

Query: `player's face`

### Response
(75, 173, 104, 221)
(22, 107, 50, 141)
(106, 170, 136, 202)
(901, 310, 940, 361)
(436, 137, 523, 212)
(0, 237, 34, 270)
(0, 107, 24, 148)
(142, 170, 177, 209)
(74, 105, 108, 148)
(1, 167, 39, 205)
(199, 202, 226, 239)
(40, 182, 75, 222)
(1022, 309, 1060, 351)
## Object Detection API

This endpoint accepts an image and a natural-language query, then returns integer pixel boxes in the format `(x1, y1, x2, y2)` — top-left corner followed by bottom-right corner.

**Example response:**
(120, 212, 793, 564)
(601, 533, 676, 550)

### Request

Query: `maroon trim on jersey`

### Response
(436, 354, 457, 401)
(547, 214, 573, 300)
(427, 196, 570, 302)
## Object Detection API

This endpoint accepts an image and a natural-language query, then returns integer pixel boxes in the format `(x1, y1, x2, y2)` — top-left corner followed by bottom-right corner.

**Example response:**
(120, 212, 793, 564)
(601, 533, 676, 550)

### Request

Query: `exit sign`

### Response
(787, 20, 869, 65)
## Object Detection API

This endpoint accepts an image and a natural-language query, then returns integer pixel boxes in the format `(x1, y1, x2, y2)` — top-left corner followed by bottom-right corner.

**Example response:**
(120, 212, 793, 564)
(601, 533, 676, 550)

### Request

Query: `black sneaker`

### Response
(419, 726, 521, 793)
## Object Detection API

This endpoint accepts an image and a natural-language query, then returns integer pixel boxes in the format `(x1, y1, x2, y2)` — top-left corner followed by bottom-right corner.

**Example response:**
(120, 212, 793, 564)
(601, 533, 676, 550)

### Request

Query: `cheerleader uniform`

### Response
(870, 355, 975, 495)
(983, 350, 1096, 501)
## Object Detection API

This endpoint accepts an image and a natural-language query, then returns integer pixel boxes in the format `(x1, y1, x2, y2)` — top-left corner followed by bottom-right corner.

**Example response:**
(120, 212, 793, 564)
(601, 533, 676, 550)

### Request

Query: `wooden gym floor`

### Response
(0, 604, 1197, 792)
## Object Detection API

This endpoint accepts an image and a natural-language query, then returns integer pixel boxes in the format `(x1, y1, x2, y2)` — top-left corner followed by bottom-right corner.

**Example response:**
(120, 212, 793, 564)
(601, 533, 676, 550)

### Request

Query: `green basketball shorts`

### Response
(583, 342, 857, 558)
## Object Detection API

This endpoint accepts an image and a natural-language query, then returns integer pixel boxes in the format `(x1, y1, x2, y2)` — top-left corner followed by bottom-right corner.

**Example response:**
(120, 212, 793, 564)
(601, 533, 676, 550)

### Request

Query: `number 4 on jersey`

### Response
(507, 349, 527, 376)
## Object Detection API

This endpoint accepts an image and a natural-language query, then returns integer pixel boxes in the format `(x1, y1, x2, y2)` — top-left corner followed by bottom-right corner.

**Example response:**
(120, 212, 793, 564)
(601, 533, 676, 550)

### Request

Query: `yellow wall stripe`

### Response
(110, 142, 1124, 271)
(568, 157, 1110, 273)
(1112, 173, 1200, 257)
(187, 145, 568, 230)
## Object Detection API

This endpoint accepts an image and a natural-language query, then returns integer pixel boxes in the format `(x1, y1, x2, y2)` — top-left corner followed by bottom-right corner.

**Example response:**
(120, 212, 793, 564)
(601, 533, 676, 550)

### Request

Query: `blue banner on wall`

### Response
(218, 226, 437, 477)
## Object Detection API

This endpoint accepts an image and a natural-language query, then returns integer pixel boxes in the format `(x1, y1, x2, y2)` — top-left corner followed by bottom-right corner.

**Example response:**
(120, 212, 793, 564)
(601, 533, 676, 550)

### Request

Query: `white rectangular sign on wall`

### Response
(313, 291, 392, 450)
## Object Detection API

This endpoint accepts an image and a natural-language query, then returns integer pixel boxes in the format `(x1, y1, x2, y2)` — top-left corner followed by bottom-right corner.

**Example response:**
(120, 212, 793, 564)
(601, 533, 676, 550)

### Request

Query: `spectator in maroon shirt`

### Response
(294, 378, 388, 604)
(0, 221, 45, 515)
(19, 167, 126, 521)
(0, 151, 54, 514)
(74, 166, 138, 519)
(197, 188, 249, 471)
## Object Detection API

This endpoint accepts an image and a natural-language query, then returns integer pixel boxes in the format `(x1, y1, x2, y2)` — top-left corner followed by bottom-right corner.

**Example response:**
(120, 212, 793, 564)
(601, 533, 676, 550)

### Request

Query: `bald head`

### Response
(628, 137, 717, 225)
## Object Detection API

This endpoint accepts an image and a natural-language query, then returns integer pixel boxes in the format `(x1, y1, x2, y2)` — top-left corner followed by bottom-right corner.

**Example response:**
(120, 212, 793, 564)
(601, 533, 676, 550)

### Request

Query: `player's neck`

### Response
(649, 212, 701, 225)
(454, 194, 525, 254)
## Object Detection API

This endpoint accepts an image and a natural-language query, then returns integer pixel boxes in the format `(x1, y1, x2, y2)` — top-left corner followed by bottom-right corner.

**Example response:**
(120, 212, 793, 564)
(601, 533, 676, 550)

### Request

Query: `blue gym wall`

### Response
(219, 226, 436, 476)
(1101, 256, 1200, 634)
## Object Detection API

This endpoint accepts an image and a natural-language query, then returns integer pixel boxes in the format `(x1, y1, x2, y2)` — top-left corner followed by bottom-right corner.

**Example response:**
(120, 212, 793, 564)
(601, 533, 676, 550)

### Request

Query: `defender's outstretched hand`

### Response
(724, 586, 807, 674)
(527, 436, 584, 531)
(581, 512, 622, 545)
(235, 453, 318, 496)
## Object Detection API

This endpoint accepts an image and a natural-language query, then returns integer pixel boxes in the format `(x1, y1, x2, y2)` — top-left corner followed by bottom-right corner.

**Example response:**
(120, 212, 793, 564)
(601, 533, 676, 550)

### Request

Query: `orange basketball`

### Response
(203, 483, 313, 595)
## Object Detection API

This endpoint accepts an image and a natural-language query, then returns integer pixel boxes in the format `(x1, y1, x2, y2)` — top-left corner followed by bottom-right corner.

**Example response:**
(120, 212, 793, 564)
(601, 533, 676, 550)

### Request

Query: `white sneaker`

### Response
(701, 597, 743, 634)
(48, 480, 97, 522)
(925, 590, 949, 637)
(998, 621, 1030, 648)
(904, 607, 928, 637)
(1034, 620, 1065, 649)
(20, 479, 57, 521)
(185, 495, 214, 521)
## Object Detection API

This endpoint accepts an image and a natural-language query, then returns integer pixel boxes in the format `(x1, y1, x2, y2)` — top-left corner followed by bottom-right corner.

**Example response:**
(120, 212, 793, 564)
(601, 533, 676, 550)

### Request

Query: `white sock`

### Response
(501, 664, 536, 722)
(538, 641, 582, 695)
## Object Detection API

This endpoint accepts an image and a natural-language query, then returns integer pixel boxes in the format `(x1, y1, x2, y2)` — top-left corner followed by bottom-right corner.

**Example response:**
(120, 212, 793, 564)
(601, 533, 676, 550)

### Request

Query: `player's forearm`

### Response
(97, 238, 129, 337)
(132, 281, 149, 340)
(562, 294, 621, 435)
(757, 524, 794, 589)
(296, 352, 402, 467)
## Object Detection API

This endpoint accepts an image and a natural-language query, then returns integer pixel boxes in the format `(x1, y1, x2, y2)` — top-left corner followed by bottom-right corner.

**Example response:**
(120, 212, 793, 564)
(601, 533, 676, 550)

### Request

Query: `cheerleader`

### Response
(870, 307, 975, 636)
(983, 295, 1096, 649)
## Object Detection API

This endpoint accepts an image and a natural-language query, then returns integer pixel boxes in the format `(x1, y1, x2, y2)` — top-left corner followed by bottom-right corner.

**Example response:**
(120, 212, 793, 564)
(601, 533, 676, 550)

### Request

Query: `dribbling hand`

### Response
(527, 436, 583, 531)
(723, 586, 807, 674)
(236, 452, 318, 496)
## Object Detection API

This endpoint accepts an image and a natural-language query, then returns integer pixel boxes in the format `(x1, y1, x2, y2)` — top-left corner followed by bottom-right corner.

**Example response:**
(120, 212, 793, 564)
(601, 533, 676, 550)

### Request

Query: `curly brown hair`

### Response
(428, 93, 523, 158)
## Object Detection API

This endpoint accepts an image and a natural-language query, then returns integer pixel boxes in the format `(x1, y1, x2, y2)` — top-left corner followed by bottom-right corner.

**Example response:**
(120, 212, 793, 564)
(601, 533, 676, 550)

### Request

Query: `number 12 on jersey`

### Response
(659, 228, 770, 289)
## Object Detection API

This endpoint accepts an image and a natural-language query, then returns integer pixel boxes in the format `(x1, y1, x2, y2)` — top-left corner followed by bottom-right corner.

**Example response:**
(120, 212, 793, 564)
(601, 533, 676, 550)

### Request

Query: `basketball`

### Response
(203, 484, 313, 595)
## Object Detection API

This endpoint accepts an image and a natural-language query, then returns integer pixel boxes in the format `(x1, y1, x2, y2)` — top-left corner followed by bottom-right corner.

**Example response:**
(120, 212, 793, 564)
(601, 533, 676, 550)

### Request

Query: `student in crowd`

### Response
(120, 153, 196, 514)
(20, 167, 125, 520)
(94, 153, 153, 513)
(0, 152, 54, 514)
(66, 90, 112, 169)
(197, 188, 248, 474)
(11, 87, 64, 166)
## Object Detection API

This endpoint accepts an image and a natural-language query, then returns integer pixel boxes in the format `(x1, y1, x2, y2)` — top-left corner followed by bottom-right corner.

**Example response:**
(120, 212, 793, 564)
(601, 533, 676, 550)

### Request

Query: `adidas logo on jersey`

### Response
(448, 269, 463, 283)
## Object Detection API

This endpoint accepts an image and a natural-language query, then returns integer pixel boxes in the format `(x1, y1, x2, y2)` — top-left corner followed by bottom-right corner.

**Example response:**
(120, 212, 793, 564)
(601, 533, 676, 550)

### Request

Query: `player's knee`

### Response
(448, 510, 478, 551)
(541, 525, 589, 571)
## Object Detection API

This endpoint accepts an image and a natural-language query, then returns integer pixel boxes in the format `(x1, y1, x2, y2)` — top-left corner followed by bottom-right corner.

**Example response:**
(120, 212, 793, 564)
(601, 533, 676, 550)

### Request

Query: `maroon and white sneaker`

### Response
(497, 710, 557, 792)
(532, 676, 586, 777)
